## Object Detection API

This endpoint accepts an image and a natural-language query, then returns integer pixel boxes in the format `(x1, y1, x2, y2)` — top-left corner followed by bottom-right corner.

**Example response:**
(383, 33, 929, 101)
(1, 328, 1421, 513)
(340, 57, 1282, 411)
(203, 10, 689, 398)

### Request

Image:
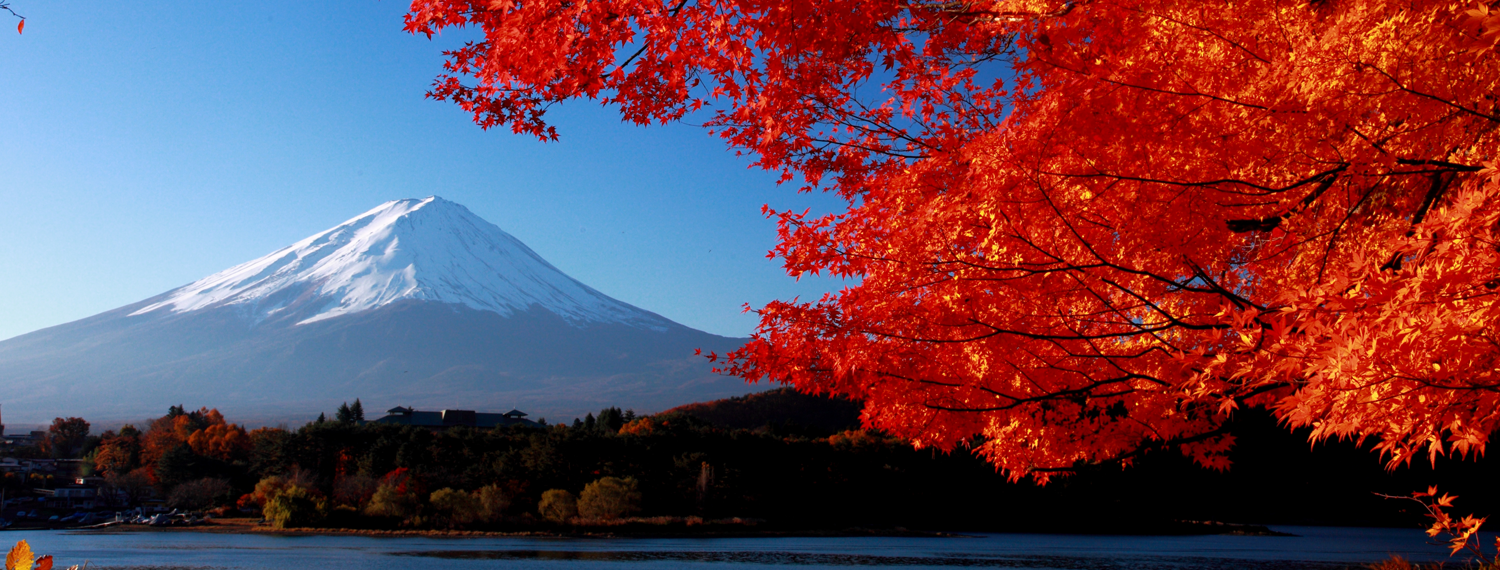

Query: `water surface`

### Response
(1, 526, 1481, 570)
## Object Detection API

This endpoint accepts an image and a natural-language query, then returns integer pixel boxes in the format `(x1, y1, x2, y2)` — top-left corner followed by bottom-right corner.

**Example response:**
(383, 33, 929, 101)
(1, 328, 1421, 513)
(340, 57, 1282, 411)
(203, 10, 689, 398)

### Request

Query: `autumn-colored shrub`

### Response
(577, 476, 641, 520)
(617, 415, 701, 437)
(378, 467, 422, 497)
(428, 488, 479, 528)
(617, 417, 660, 437)
(264, 486, 327, 529)
(187, 423, 251, 462)
(364, 483, 421, 521)
(92, 436, 139, 477)
(475, 483, 510, 523)
(538, 489, 577, 523)
(826, 430, 899, 451)
(244, 475, 292, 510)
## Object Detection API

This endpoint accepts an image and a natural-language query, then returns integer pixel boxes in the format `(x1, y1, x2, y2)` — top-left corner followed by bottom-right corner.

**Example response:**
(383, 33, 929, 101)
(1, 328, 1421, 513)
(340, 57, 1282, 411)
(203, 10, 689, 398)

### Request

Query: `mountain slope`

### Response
(0, 197, 751, 424)
(133, 197, 672, 329)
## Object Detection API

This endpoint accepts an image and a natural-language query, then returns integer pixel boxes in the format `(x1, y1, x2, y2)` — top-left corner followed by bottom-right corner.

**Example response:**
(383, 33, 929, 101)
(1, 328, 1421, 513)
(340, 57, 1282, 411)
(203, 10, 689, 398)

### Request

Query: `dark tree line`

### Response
(7, 391, 1498, 532)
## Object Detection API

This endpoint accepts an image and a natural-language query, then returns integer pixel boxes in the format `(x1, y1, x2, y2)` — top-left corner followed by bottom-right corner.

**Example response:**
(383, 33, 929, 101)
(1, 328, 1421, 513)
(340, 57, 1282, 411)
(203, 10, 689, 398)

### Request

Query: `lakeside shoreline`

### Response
(51, 517, 1294, 539)
(83, 518, 971, 539)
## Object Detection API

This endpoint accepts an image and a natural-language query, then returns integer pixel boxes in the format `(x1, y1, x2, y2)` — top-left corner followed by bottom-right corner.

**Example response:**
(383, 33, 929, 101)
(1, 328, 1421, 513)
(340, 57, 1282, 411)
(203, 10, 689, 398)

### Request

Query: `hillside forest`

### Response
(4, 390, 1497, 532)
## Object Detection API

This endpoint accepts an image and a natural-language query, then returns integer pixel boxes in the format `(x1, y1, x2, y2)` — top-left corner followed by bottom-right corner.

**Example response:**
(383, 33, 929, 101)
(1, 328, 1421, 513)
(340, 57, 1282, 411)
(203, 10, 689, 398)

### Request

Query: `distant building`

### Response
(37, 485, 97, 509)
(3, 429, 44, 447)
(371, 407, 540, 430)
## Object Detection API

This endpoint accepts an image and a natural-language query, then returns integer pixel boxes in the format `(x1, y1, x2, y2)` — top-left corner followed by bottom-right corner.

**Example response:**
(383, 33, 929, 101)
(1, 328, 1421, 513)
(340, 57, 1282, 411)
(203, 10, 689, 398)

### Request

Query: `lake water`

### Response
(0, 526, 1486, 569)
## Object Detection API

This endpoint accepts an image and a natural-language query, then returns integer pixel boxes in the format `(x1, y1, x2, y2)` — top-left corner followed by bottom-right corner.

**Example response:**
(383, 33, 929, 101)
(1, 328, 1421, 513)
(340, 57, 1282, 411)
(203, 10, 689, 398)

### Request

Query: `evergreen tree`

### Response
(336, 402, 353, 424)
(583, 413, 596, 432)
(598, 407, 624, 433)
(351, 399, 365, 422)
(572, 418, 584, 429)
(316, 412, 327, 424)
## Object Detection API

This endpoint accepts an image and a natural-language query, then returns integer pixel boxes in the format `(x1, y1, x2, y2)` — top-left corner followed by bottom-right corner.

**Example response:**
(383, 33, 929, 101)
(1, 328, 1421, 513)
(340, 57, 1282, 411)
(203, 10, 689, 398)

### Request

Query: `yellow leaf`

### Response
(6, 540, 34, 570)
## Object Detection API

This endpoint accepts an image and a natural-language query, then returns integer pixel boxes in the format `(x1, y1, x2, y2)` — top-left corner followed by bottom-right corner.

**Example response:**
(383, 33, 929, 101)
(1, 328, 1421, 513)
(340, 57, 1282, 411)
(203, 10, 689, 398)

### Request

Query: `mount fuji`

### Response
(0, 197, 753, 424)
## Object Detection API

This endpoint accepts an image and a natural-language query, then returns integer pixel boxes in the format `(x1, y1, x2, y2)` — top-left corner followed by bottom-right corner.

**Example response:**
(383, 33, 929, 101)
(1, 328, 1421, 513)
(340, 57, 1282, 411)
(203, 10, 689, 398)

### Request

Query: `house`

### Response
(0, 458, 51, 476)
(36, 485, 97, 509)
(371, 407, 540, 430)
(2, 431, 45, 448)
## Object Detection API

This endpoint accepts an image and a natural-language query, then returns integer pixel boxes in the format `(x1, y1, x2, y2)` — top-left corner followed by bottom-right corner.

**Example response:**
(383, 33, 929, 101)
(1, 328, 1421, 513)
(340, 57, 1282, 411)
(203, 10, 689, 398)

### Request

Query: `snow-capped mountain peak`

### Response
(131, 196, 670, 329)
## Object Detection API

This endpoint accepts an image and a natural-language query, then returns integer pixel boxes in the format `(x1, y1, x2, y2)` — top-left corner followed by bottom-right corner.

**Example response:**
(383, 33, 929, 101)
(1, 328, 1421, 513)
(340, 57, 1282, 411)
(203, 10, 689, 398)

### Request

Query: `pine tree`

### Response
(351, 399, 365, 423)
(336, 402, 353, 424)
(316, 412, 326, 424)
(597, 407, 624, 433)
(583, 413, 596, 432)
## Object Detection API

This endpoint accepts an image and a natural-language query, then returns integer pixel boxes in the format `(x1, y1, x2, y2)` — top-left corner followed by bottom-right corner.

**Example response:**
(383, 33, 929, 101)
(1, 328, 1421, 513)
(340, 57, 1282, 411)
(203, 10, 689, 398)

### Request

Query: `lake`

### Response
(0, 526, 1484, 569)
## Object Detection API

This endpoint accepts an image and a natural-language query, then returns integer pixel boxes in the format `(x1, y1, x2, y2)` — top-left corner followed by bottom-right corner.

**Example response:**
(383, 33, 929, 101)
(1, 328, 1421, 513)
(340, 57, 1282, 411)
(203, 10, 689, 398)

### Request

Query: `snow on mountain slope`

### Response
(132, 197, 671, 330)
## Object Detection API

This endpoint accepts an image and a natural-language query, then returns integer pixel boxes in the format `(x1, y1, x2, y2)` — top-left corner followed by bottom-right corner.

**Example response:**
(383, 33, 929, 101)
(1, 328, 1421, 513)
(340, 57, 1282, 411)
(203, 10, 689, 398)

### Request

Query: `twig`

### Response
(0, 1, 23, 21)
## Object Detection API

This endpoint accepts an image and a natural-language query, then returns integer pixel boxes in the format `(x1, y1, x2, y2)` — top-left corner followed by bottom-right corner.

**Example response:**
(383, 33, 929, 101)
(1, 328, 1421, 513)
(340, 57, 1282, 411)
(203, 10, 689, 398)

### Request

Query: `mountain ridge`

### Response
(0, 197, 754, 424)
(132, 196, 672, 330)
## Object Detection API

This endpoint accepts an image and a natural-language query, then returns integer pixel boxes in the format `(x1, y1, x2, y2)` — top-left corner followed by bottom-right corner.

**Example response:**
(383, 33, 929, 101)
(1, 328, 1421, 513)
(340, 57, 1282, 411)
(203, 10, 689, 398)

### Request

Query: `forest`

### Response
(4, 389, 1496, 533)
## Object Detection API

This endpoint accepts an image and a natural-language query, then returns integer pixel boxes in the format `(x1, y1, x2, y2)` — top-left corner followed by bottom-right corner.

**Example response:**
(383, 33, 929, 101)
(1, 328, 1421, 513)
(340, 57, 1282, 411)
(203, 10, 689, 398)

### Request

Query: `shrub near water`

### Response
(539, 489, 577, 523)
(364, 483, 421, 521)
(578, 476, 641, 520)
(264, 486, 327, 529)
(429, 488, 479, 528)
(475, 484, 509, 522)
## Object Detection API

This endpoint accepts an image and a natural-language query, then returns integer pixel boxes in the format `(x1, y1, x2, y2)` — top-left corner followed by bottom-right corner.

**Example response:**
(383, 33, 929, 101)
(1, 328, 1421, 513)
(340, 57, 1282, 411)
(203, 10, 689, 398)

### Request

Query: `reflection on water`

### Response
(0, 525, 1486, 570)
(391, 548, 1354, 569)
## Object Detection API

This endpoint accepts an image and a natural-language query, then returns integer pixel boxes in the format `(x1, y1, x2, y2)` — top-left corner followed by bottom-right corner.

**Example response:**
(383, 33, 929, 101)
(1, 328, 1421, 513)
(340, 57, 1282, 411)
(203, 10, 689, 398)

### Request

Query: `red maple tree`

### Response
(406, 0, 1500, 486)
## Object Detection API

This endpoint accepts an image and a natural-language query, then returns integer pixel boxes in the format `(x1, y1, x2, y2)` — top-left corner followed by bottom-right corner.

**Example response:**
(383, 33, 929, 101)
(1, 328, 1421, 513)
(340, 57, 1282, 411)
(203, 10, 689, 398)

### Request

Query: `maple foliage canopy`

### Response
(407, 0, 1500, 481)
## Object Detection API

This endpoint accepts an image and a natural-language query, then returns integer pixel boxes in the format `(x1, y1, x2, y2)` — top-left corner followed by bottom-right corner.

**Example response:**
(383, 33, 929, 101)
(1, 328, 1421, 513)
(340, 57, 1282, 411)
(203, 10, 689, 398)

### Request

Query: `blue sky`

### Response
(0, 2, 846, 341)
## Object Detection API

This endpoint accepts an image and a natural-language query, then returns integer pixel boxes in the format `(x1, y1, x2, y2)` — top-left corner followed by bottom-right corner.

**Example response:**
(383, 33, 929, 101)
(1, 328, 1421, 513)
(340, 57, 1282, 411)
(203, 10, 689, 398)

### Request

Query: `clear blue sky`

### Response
(0, 2, 846, 341)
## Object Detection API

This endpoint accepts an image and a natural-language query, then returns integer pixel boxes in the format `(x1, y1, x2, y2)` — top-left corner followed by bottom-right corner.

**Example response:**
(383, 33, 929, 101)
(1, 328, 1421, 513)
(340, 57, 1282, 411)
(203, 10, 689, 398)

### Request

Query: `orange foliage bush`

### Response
(826, 430, 900, 451)
(93, 438, 137, 476)
(618, 416, 670, 437)
(138, 407, 241, 480)
(187, 423, 251, 462)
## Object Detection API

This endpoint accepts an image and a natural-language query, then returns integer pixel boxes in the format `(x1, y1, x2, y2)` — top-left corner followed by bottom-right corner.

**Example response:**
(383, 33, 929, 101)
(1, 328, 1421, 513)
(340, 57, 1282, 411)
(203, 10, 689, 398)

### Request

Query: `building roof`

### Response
(372, 407, 540, 430)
